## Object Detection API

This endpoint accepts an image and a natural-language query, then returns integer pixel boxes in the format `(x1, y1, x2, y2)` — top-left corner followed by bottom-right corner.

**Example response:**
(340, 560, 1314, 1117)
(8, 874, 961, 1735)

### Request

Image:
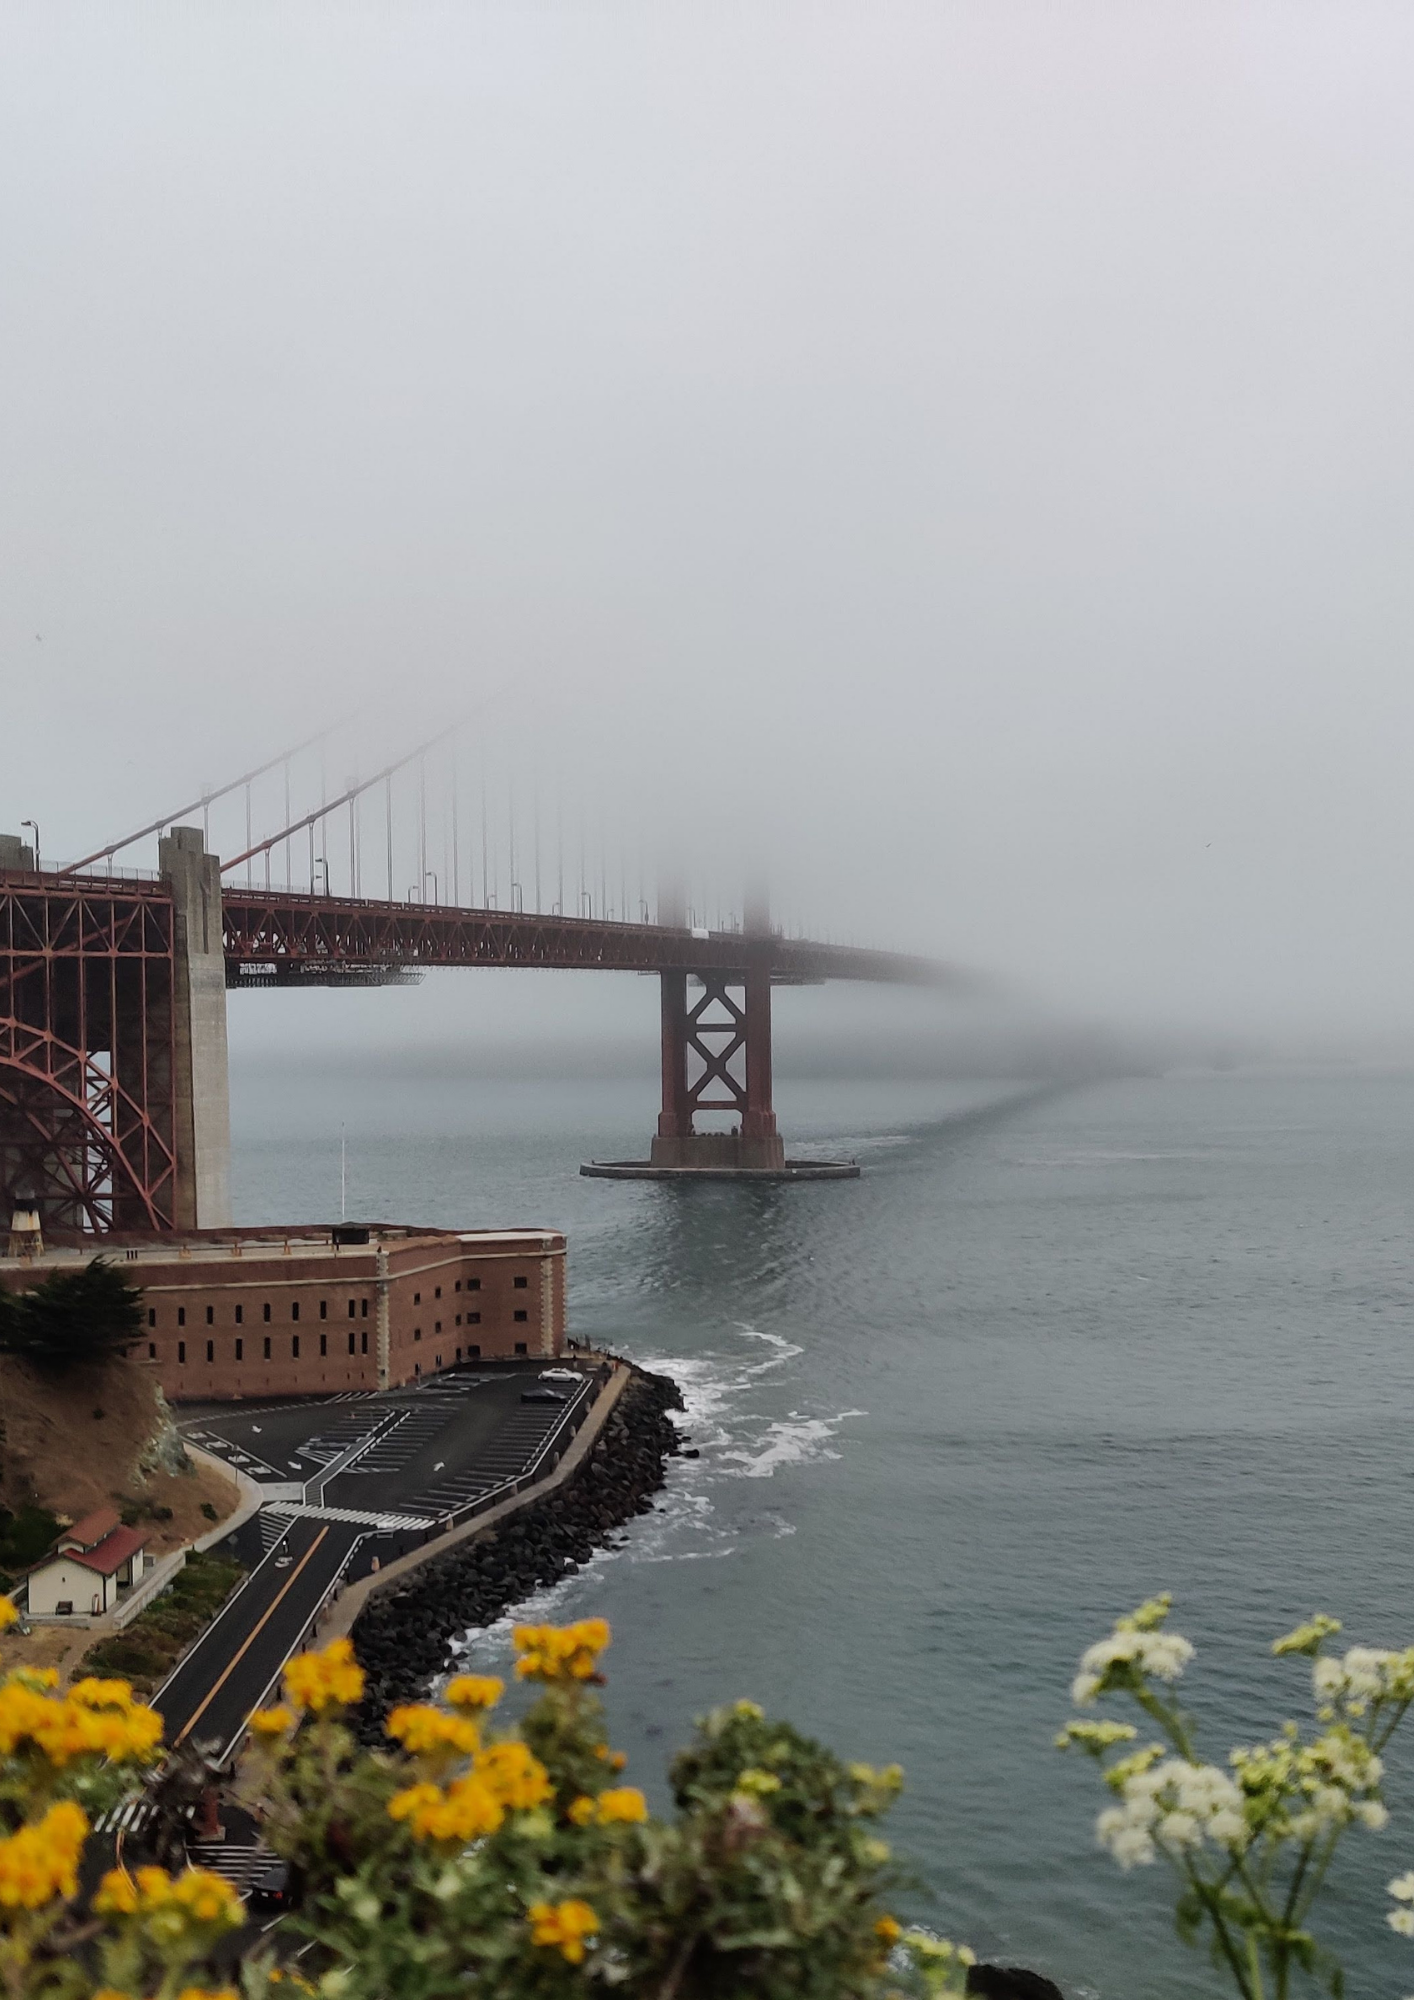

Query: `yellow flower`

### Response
(735, 1768, 782, 1798)
(0, 1680, 162, 1766)
(94, 1865, 241, 1931)
(595, 1786, 648, 1824)
(512, 1618, 610, 1682)
(445, 1674, 504, 1711)
(0, 1598, 18, 1631)
(528, 1897, 599, 1963)
(388, 1776, 505, 1843)
(93, 1989, 136, 2000)
(250, 1705, 297, 1737)
(283, 1637, 365, 1713)
(67, 1677, 136, 1710)
(171, 1868, 244, 1927)
(567, 1795, 596, 1826)
(594, 1744, 628, 1770)
(875, 1915, 902, 1944)
(385, 1704, 481, 1757)
(174, 1989, 239, 2000)
(0, 1801, 88, 1908)
(94, 1869, 142, 1915)
(733, 1700, 764, 1720)
(473, 1739, 554, 1810)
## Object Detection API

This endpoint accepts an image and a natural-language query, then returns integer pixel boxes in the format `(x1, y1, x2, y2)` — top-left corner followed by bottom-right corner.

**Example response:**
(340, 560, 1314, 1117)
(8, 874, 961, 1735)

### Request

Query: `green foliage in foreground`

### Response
(0, 1260, 145, 1371)
(238, 1637, 968, 2000)
(84, 1550, 244, 1693)
(1059, 1595, 1414, 2000)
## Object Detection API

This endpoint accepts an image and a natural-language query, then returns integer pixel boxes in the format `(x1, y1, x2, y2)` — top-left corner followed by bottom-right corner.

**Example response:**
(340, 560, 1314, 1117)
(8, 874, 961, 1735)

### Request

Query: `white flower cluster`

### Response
(1096, 1758, 1247, 1870)
(1313, 1646, 1414, 1715)
(1226, 1726, 1389, 1844)
(1387, 1869, 1414, 1938)
(1071, 1627, 1196, 1708)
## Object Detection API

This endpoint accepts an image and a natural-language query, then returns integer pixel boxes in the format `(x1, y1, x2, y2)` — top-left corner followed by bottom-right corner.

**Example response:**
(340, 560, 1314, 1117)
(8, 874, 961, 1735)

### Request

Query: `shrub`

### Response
(0, 1609, 974, 2000)
(0, 1260, 144, 1370)
(1059, 1594, 1414, 1999)
(0, 1507, 61, 1580)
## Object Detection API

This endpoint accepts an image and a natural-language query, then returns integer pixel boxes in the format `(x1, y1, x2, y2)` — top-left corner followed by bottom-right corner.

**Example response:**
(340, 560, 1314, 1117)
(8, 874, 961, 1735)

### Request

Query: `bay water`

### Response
(231, 1064, 1414, 1997)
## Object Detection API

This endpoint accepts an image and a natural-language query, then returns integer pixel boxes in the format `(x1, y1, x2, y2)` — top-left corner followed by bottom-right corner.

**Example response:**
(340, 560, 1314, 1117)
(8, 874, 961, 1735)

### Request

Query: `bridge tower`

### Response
(0, 829, 231, 1237)
(649, 883, 786, 1172)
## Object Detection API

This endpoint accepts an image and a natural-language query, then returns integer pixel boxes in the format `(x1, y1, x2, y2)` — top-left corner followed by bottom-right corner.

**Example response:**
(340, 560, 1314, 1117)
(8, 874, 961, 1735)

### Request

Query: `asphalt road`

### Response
(154, 1516, 364, 1762)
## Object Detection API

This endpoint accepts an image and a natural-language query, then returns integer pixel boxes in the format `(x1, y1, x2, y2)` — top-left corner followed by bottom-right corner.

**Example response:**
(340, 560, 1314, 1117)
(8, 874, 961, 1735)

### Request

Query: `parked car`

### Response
(520, 1387, 568, 1404)
(248, 1860, 294, 1911)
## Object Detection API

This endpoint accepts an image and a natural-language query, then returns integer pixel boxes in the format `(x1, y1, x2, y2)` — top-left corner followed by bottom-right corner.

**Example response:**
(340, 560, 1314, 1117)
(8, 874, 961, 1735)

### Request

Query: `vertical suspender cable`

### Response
(418, 755, 427, 899)
(480, 755, 489, 907)
(384, 775, 393, 901)
(451, 751, 460, 906)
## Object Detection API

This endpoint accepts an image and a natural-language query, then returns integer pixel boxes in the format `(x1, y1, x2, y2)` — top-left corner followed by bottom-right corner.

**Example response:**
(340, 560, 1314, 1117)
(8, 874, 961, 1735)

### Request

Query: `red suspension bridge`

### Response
(1, 720, 965, 1233)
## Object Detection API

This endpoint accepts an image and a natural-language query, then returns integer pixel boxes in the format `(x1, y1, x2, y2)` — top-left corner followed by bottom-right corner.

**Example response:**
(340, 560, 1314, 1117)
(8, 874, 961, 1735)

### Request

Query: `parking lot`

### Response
(158, 1360, 600, 1762)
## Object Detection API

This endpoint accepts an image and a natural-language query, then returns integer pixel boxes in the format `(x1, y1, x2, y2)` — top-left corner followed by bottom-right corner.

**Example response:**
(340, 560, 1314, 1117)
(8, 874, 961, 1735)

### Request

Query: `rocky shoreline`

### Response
(350, 1365, 685, 1735)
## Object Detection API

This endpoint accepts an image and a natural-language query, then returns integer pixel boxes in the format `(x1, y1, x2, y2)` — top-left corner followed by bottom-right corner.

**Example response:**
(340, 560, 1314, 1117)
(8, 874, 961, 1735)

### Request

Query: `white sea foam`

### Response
(447, 1323, 855, 1663)
(720, 1408, 866, 1478)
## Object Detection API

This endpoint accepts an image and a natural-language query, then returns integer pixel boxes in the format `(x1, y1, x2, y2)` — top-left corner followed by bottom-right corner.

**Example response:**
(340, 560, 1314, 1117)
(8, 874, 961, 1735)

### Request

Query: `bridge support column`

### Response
(648, 964, 786, 1172)
(160, 829, 232, 1229)
(582, 883, 857, 1182)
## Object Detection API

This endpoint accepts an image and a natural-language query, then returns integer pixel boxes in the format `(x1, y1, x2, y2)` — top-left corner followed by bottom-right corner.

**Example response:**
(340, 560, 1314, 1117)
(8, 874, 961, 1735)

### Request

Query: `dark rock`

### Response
(966, 1967, 1065, 2000)
(348, 1367, 684, 1740)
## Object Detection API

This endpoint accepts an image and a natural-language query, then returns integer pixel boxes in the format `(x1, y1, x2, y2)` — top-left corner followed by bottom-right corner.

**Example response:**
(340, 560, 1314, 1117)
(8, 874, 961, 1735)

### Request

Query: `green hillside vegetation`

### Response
(84, 1549, 245, 1694)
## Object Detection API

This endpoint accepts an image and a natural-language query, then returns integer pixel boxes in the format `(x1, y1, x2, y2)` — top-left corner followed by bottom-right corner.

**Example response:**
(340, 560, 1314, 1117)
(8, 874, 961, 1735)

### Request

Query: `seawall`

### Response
(344, 1363, 684, 1732)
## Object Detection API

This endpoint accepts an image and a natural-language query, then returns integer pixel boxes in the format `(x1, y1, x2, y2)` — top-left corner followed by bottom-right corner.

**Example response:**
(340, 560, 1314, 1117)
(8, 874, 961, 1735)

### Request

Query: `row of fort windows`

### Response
(411, 1311, 521, 1339)
(406, 1278, 528, 1304)
(144, 1277, 530, 1331)
(155, 1332, 536, 1367)
(148, 1298, 371, 1328)
(159, 1329, 373, 1364)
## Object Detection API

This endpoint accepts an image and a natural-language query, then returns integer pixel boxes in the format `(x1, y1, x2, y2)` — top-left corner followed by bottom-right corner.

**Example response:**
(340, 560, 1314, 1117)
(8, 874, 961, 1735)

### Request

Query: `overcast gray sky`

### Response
(4, 2, 1413, 1061)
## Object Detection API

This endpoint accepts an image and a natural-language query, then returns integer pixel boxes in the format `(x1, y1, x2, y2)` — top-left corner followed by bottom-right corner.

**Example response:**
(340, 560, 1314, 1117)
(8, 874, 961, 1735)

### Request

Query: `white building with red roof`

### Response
(26, 1506, 152, 1619)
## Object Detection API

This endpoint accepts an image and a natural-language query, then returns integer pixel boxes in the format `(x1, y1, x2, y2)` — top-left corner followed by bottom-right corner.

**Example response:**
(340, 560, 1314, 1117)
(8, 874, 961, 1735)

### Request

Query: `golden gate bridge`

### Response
(1, 715, 967, 1234)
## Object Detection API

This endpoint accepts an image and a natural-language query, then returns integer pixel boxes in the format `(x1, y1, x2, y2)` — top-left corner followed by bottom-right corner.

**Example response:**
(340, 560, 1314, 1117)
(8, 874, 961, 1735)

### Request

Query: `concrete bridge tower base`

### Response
(159, 828, 232, 1229)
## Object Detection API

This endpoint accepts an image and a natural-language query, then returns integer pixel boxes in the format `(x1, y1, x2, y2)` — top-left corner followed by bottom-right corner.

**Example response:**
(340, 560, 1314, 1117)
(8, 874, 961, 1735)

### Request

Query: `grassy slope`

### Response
(0, 1353, 242, 1683)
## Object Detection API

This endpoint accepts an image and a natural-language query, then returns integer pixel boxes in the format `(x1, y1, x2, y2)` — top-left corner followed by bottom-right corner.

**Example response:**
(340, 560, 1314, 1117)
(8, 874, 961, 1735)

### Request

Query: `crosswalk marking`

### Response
(263, 1500, 436, 1531)
(187, 1840, 277, 1894)
(94, 1794, 152, 1836)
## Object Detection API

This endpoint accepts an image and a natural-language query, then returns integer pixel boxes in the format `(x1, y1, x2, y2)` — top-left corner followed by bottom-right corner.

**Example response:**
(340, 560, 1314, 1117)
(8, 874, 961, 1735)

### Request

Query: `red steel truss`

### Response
(3, 867, 958, 1237)
(220, 887, 954, 988)
(0, 875, 177, 1233)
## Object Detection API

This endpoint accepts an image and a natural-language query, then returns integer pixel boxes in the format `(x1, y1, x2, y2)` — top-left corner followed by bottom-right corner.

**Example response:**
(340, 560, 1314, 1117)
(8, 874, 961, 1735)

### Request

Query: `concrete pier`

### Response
(159, 829, 232, 1229)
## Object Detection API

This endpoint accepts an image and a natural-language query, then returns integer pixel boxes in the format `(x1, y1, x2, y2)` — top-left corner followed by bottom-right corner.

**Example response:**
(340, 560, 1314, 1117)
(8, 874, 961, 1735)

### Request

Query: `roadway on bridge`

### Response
(163, 1364, 596, 1763)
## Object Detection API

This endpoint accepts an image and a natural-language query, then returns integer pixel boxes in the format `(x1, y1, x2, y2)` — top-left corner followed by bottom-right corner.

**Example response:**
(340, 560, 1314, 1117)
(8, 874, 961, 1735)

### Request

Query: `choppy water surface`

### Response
(232, 1065, 1414, 1998)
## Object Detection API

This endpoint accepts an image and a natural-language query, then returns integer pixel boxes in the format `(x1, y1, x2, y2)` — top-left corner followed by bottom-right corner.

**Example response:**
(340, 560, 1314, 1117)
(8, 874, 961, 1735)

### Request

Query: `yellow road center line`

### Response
(172, 1527, 331, 1746)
